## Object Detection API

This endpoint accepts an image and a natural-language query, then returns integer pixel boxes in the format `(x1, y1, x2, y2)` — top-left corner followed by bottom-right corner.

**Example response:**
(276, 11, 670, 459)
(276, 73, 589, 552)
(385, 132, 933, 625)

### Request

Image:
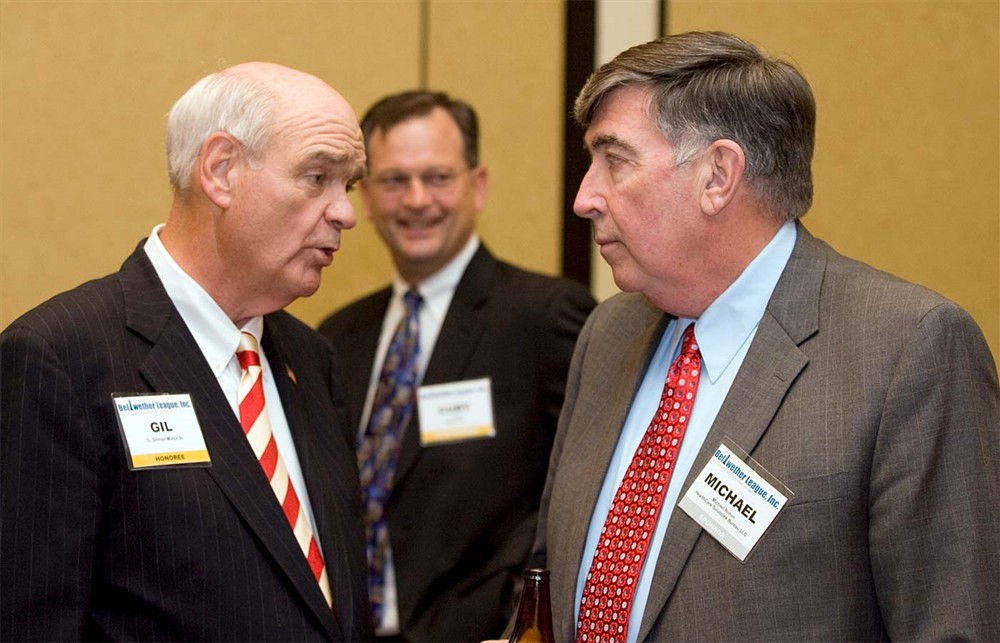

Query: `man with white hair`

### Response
(1, 62, 372, 641)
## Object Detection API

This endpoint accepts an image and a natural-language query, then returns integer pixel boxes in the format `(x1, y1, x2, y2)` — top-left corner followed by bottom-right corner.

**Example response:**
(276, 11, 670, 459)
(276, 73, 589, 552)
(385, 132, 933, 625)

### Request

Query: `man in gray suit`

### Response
(1, 62, 371, 640)
(534, 31, 1000, 641)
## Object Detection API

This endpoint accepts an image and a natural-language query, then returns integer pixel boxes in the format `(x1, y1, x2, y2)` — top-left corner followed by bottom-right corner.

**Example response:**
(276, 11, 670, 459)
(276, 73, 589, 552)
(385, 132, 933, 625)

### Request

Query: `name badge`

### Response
(678, 440, 792, 562)
(416, 377, 496, 446)
(113, 393, 211, 469)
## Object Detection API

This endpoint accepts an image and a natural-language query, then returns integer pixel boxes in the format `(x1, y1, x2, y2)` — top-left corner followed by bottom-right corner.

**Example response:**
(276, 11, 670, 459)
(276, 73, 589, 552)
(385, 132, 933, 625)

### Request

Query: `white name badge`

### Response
(679, 440, 792, 562)
(416, 377, 497, 446)
(112, 393, 211, 469)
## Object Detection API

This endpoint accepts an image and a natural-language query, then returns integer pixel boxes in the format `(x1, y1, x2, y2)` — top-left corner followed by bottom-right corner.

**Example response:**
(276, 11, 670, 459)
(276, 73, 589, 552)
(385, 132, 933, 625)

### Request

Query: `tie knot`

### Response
(403, 288, 423, 313)
(237, 332, 261, 370)
(680, 324, 700, 357)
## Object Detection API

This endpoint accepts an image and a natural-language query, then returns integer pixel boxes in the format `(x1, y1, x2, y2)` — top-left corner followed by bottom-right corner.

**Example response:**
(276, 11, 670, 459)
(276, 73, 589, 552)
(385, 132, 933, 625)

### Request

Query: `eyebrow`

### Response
(373, 166, 460, 177)
(302, 150, 351, 167)
(298, 150, 367, 180)
(587, 134, 639, 156)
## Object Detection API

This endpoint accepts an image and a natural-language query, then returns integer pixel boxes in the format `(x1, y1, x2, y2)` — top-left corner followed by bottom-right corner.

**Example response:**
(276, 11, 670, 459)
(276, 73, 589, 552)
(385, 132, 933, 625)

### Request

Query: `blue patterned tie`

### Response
(357, 288, 422, 625)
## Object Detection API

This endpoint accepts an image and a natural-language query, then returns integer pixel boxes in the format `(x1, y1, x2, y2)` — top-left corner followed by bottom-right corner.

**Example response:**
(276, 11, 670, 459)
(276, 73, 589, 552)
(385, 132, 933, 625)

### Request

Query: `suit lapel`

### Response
(393, 246, 496, 485)
(552, 296, 668, 636)
(337, 290, 391, 431)
(636, 224, 825, 641)
(120, 249, 341, 639)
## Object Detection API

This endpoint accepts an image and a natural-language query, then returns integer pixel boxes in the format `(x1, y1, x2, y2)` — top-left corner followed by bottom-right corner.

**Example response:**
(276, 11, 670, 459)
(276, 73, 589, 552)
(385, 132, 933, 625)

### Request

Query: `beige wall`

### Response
(0, 0, 564, 330)
(2, 0, 997, 367)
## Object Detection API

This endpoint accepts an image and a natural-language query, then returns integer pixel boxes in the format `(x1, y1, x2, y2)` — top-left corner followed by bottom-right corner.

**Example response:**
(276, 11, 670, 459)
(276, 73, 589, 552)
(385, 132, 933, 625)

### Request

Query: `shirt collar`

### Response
(694, 221, 797, 383)
(391, 234, 480, 323)
(143, 224, 264, 376)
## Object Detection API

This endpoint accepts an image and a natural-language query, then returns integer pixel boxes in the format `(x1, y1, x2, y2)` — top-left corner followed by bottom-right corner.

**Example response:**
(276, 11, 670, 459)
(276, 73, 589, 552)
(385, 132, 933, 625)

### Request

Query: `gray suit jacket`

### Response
(536, 225, 1000, 641)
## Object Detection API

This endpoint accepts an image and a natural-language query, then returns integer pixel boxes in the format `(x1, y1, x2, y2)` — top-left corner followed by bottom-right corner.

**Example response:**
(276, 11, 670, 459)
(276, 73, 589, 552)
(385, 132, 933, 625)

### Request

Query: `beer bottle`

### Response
(508, 567, 554, 642)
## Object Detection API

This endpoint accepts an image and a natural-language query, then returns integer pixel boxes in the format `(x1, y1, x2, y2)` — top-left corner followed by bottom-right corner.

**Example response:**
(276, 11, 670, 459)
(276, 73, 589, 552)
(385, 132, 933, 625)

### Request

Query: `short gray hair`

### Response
(165, 69, 276, 195)
(575, 31, 815, 222)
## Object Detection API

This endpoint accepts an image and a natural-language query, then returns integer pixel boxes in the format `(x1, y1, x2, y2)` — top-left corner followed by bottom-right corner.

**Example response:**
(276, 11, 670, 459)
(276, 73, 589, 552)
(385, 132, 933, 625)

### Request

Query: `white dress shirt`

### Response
(574, 221, 797, 642)
(143, 224, 322, 551)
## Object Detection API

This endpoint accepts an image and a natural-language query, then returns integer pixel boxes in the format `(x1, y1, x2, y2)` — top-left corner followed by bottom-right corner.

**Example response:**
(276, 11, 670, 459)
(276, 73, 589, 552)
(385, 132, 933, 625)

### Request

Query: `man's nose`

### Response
(402, 176, 433, 209)
(573, 164, 604, 219)
(326, 190, 357, 229)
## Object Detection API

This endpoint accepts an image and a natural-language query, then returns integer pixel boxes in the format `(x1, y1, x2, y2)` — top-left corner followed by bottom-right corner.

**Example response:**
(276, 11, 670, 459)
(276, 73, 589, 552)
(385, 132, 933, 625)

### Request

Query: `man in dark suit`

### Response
(534, 31, 1000, 641)
(317, 91, 595, 641)
(0, 62, 372, 641)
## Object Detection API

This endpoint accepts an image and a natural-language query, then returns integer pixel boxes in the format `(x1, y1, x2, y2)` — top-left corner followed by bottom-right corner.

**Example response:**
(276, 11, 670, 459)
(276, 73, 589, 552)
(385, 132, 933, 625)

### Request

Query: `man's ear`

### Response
(471, 165, 489, 213)
(197, 132, 241, 209)
(699, 139, 746, 215)
(358, 178, 376, 221)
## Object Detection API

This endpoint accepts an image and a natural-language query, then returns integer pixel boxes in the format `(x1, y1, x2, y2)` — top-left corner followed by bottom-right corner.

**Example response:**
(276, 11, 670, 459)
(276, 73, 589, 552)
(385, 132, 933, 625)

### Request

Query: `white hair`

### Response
(165, 70, 276, 195)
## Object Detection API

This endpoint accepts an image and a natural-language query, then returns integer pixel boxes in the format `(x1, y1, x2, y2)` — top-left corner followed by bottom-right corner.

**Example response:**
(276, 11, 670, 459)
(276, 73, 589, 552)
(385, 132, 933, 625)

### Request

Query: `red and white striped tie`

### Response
(237, 331, 332, 607)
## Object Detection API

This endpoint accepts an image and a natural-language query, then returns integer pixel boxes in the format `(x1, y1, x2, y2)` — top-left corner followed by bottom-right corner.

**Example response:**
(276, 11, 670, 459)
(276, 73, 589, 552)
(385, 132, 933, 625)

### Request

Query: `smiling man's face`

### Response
(360, 106, 487, 284)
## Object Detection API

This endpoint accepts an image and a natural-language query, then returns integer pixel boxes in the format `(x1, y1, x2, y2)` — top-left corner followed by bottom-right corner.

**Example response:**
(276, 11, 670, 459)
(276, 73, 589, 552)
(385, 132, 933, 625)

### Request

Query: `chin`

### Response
(610, 270, 642, 294)
(296, 280, 323, 299)
(284, 272, 323, 303)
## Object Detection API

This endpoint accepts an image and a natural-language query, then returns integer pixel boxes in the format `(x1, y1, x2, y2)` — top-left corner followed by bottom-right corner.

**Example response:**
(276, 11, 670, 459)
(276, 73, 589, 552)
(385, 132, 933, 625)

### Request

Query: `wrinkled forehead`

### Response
(268, 88, 364, 157)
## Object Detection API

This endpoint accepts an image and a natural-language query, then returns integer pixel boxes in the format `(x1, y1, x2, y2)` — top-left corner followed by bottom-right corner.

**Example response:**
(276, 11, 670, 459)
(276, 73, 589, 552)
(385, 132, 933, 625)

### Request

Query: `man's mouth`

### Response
(398, 214, 444, 230)
(314, 244, 337, 264)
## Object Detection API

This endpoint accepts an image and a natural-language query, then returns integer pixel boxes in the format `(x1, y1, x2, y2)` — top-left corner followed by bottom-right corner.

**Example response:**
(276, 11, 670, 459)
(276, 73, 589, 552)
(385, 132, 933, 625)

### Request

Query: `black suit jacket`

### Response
(0, 245, 373, 642)
(318, 245, 595, 642)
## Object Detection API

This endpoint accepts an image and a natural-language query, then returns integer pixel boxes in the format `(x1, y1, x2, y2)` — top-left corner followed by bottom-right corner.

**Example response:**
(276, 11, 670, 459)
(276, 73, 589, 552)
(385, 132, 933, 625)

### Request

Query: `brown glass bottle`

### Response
(508, 567, 555, 642)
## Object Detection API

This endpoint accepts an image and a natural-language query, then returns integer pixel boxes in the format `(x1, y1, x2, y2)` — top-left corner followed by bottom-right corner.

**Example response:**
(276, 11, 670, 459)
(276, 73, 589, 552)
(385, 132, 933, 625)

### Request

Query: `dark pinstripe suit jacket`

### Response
(318, 245, 595, 642)
(0, 245, 373, 642)
(536, 225, 1000, 641)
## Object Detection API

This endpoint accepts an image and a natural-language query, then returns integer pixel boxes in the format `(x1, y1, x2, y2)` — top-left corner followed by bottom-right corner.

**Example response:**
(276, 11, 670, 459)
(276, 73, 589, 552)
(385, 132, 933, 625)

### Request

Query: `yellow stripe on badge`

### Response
(131, 450, 211, 468)
(420, 425, 495, 445)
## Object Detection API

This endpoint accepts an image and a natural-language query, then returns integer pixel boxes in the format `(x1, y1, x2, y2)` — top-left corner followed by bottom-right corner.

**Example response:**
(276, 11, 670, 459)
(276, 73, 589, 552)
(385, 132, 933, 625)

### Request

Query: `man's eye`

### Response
(307, 173, 326, 185)
(424, 172, 454, 187)
(379, 175, 408, 189)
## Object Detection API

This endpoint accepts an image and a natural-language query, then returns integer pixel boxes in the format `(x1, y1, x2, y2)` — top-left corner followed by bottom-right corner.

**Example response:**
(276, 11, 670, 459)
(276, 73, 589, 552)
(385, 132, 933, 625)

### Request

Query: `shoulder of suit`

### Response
(491, 258, 595, 301)
(773, 233, 984, 354)
(583, 291, 660, 333)
(316, 286, 392, 338)
(4, 270, 126, 339)
(815, 240, 956, 317)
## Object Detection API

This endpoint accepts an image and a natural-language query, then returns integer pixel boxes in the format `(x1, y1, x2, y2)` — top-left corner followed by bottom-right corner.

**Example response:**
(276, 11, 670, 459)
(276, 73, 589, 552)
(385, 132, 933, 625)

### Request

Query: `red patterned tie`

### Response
(237, 332, 332, 607)
(576, 324, 701, 642)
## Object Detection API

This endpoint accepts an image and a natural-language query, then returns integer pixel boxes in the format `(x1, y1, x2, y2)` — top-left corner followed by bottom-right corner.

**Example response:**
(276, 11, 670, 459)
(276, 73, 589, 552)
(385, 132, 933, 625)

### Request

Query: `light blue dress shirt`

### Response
(574, 221, 797, 642)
